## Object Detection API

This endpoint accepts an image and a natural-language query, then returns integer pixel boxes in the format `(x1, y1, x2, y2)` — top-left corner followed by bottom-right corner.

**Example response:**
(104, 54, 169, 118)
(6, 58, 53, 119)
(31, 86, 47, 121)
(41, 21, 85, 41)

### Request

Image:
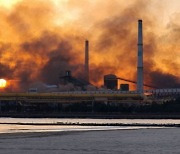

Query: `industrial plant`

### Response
(28, 20, 144, 93)
(0, 20, 179, 117)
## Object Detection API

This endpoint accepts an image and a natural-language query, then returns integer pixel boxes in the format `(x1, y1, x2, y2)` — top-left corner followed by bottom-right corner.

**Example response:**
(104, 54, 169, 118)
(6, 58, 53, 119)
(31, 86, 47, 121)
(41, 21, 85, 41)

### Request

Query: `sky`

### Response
(0, 0, 179, 24)
(0, 0, 179, 91)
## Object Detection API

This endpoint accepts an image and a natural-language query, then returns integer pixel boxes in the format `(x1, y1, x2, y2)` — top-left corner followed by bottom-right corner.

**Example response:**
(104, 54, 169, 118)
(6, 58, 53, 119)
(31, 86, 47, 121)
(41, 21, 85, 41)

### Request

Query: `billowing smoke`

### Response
(149, 71, 180, 88)
(0, 0, 179, 92)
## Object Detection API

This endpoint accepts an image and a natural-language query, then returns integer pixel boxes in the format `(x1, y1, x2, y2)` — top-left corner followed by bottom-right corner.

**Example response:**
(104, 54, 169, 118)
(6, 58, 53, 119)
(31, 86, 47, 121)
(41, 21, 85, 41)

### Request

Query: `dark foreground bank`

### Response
(0, 96, 180, 119)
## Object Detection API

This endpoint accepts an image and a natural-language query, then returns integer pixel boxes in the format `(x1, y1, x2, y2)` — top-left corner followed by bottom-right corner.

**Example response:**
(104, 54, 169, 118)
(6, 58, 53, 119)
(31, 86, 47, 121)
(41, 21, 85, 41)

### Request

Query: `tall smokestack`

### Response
(85, 40, 89, 83)
(137, 20, 144, 93)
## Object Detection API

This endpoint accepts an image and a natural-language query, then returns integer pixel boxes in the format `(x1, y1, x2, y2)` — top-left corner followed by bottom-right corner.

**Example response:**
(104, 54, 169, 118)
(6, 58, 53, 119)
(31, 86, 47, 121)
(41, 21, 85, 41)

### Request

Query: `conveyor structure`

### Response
(0, 91, 144, 104)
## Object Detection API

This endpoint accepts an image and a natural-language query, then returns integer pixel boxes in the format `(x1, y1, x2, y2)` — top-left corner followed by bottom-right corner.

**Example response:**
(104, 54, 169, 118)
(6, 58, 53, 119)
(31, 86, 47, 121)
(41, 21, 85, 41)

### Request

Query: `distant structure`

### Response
(60, 70, 72, 85)
(104, 74, 118, 90)
(120, 84, 129, 91)
(84, 40, 89, 83)
(137, 19, 144, 93)
(59, 70, 89, 90)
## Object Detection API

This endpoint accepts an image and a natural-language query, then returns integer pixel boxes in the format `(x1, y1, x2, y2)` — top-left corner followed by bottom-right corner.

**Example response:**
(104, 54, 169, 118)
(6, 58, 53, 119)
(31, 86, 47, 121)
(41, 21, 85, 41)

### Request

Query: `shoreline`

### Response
(0, 126, 170, 137)
(0, 121, 179, 127)
(0, 130, 84, 137)
(1, 113, 180, 119)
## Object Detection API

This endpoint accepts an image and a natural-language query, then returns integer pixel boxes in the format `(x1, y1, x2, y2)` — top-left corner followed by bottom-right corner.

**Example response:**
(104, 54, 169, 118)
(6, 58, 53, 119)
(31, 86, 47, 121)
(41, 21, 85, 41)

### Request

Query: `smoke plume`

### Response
(0, 0, 179, 91)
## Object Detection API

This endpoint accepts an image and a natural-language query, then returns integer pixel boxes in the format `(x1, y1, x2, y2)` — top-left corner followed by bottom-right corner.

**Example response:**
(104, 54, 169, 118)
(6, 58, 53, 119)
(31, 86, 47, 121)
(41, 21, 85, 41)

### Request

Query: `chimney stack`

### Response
(85, 40, 89, 83)
(137, 20, 144, 93)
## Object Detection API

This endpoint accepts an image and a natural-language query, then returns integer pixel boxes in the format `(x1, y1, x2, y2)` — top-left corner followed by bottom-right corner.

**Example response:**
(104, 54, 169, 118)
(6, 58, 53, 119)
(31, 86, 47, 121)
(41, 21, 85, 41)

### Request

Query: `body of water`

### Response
(0, 118, 179, 154)
(0, 118, 179, 134)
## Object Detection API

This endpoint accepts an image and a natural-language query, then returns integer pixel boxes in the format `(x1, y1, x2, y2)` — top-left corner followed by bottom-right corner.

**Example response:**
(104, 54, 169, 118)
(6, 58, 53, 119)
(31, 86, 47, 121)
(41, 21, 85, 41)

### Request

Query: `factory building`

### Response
(104, 74, 118, 90)
(59, 70, 89, 90)
(120, 84, 129, 91)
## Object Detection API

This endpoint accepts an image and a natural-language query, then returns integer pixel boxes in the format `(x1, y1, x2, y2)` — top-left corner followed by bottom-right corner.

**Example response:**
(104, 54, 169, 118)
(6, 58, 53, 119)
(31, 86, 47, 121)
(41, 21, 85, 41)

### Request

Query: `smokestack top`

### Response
(138, 19, 142, 22)
(85, 40, 89, 83)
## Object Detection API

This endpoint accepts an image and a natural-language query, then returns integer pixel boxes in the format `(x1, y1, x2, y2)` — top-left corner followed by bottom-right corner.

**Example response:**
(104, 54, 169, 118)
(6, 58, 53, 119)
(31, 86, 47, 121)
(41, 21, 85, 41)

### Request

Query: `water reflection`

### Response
(0, 118, 178, 134)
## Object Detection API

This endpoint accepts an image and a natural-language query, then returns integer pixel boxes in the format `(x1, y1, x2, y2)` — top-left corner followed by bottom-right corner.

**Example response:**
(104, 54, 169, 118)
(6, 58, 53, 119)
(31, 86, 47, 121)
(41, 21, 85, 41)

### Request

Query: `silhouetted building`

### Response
(120, 84, 129, 91)
(59, 71, 89, 90)
(104, 74, 117, 90)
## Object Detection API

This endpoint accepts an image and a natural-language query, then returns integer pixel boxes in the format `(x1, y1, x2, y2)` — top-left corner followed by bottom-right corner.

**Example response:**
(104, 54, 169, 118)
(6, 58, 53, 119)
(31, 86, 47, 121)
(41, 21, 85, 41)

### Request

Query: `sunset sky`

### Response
(0, 0, 179, 91)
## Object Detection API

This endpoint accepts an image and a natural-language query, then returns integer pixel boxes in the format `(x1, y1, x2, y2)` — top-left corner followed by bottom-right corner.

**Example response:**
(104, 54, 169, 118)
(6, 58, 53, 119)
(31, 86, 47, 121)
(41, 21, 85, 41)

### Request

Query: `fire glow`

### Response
(0, 79, 7, 88)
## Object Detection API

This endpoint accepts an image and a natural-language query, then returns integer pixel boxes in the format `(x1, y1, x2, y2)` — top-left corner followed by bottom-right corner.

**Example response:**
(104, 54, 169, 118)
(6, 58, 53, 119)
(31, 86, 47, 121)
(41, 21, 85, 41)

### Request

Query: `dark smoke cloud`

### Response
(90, 0, 179, 88)
(0, 63, 13, 78)
(89, 0, 158, 87)
(40, 40, 83, 84)
(149, 71, 180, 88)
(0, 0, 179, 91)
(90, 64, 117, 84)
(18, 31, 84, 88)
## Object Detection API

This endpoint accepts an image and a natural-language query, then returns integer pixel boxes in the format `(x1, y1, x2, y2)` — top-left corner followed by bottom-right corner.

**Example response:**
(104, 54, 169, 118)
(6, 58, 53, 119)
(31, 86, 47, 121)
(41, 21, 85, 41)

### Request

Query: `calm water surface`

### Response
(0, 118, 179, 154)
(0, 118, 179, 134)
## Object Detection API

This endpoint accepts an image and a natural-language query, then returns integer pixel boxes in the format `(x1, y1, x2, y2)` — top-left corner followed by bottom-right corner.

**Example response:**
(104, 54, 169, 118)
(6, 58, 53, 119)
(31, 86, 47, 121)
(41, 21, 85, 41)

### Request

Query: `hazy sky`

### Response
(0, 0, 179, 24)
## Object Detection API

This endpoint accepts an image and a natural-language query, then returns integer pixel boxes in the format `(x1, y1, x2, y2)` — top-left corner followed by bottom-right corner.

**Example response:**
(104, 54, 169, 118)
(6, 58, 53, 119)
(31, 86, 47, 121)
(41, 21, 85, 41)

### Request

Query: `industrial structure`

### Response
(0, 19, 179, 115)
(58, 40, 90, 91)
(0, 91, 144, 104)
(120, 84, 129, 91)
(59, 70, 89, 90)
(84, 40, 89, 83)
(104, 74, 118, 90)
(27, 20, 146, 94)
(137, 20, 144, 93)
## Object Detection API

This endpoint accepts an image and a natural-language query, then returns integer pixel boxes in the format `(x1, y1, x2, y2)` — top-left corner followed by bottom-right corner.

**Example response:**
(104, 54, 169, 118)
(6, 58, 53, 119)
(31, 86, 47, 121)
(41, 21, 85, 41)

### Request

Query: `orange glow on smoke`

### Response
(0, 0, 179, 92)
